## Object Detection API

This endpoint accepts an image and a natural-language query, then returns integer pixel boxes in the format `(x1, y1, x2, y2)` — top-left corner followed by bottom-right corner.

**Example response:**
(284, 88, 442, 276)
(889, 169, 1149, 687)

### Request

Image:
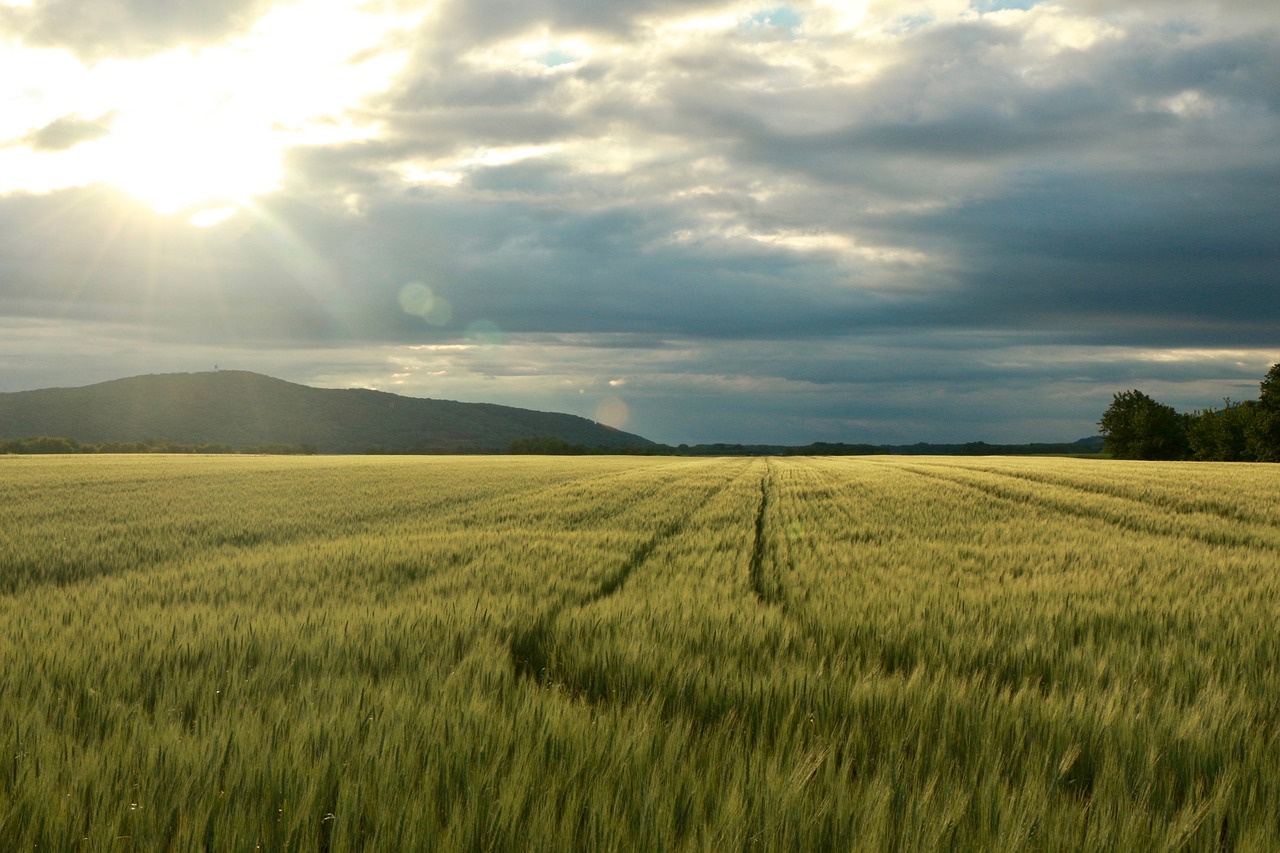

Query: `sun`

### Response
(0, 0, 424, 221)
(101, 107, 283, 217)
(48, 47, 293, 220)
(84, 1, 424, 219)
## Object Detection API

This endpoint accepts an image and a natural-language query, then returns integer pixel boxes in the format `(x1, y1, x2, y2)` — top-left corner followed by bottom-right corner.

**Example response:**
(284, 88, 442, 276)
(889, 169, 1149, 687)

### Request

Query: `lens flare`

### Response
(595, 396, 630, 429)
(398, 282, 452, 326)
(465, 320, 505, 347)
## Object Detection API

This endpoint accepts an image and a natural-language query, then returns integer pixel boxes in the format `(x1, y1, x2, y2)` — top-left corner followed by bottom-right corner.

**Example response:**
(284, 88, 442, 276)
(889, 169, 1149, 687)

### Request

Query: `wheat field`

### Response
(2, 454, 1278, 850)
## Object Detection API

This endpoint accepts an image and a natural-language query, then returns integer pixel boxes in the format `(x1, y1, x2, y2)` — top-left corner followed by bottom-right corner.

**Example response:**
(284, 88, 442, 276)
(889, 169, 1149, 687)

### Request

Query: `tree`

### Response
(1186, 399, 1259, 461)
(1098, 390, 1188, 460)
(1248, 363, 1280, 462)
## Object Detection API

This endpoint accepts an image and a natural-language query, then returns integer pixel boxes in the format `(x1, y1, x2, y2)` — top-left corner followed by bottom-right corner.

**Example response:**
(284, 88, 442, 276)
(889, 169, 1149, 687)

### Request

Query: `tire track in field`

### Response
(508, 519, 681, 683)
(442, 459, 706, 531)
(964, 463, 1273, 527)
(748, 459, 787, 607)
(893, 463, 1278, 553)
(508, 463, 749, 685)
(2, 463, 666, 599)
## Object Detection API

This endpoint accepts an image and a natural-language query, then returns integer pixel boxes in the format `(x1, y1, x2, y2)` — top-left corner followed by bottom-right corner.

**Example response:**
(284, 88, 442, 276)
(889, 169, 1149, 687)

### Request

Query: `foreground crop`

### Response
(2, 455, 1278, 850)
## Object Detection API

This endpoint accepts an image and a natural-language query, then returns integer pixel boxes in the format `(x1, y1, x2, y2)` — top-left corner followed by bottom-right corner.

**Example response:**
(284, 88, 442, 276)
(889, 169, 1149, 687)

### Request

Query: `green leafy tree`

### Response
(1099, 390, 1188, 460)
(1187, 399, 1260, 461)
(1248, 363, 1280, 462)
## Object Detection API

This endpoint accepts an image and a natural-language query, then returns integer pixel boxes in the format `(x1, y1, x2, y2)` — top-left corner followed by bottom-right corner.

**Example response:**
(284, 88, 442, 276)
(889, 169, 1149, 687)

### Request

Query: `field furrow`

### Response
(509, 459, 747, 685)
(747, 459, 787, 607)
(0, 456, 646, 595)
(934, 458, 1280, 526)
(885, 459, 1280, 552)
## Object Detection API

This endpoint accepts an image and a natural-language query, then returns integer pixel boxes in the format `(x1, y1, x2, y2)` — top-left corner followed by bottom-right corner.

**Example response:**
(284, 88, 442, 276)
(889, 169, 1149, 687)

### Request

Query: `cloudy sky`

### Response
(1, 0, 1277, 444)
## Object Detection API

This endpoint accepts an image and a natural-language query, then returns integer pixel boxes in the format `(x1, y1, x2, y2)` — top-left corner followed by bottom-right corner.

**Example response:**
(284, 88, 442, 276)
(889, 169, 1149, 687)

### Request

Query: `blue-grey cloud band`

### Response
(0, 0, 1276, 444)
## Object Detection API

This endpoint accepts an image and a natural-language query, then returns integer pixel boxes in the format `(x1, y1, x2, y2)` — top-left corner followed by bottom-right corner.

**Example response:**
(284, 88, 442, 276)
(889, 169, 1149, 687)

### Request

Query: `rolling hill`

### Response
(0, 371, 654, 453)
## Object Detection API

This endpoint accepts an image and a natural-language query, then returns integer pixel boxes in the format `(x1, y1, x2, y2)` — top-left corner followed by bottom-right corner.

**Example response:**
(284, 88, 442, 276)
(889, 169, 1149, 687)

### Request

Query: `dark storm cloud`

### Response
(2, 0, 272, 59)
(599, 12, 1280, 349)
(293, 191, 873, 340)
(691, 21, 1277, 188)
(0, 183, 843, 345)
(888, 163, 1280, 343)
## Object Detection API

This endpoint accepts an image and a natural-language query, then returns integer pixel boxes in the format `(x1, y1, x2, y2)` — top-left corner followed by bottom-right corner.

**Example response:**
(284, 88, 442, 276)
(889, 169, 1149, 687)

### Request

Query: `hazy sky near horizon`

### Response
(1, 0, 1277, 444)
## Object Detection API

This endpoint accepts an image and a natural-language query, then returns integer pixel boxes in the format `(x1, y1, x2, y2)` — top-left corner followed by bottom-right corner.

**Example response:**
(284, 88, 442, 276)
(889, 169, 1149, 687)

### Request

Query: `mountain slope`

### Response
(0, 371, 653, 453)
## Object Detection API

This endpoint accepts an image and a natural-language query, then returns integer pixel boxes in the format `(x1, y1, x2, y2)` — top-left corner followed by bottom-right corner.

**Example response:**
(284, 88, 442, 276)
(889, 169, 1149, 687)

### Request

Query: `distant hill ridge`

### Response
(0, 371, 654, 453)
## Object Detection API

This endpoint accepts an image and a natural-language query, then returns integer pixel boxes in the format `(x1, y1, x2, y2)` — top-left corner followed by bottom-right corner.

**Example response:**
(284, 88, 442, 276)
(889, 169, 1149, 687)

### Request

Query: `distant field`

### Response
(2, 454, 1278, 850)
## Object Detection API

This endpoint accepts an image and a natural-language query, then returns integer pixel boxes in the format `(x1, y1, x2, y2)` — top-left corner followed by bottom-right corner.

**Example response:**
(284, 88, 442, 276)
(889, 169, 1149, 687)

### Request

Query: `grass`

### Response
(1, 454, 1278, 850)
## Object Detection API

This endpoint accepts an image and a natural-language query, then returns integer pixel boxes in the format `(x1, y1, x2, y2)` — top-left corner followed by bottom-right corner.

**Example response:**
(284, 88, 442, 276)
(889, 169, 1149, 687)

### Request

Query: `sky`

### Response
(1, 0, 1277, 445)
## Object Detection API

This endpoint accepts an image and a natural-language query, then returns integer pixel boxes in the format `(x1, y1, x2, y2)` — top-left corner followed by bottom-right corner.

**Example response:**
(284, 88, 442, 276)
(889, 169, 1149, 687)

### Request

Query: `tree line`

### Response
(0, 436, 318, 455)
(1099, 363, 1280, 461)
(507, 438, 1107, 457)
